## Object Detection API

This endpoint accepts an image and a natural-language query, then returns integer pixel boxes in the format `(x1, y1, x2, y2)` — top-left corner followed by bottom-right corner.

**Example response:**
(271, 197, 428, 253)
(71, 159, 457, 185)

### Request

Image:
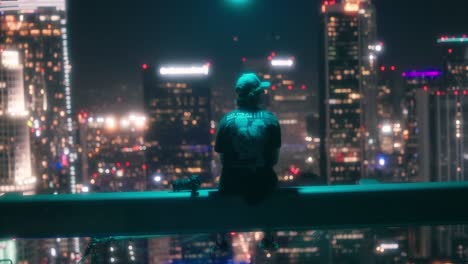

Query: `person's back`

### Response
(215, 73, 281, 203)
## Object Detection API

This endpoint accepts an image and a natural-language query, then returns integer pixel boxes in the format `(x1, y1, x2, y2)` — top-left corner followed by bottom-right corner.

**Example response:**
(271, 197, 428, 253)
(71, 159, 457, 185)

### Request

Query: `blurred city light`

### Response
(271, 58, 294, 67)
(375, 44, 382, 52)
(381, 124, 392, 134)
(1, 50, 20, 67)
(153, 174, 162, 183)
(378, 157, 386, 167)
(344, 2, 360, 12)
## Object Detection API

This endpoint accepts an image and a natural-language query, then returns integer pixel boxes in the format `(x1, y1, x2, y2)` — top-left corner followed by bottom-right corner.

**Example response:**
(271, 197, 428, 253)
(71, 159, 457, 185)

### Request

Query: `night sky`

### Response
(68, 0, 468, 111)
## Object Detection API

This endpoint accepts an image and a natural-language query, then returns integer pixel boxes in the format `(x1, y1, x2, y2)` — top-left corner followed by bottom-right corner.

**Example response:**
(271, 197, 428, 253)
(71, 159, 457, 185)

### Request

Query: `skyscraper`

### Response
(431, 35, 468, 261)
(399, 70, 442, 260)
(319, 2, 380, 262)
(319, 0, 378, 184)
(0, 50, 34, 194)
(375, 65, 405, 182)
(0, 0, 77, 194)
(143, 63, 213, 188)
(1, 1, 80, 261)
(434, 35, 468, 182)
(401, 70, 441, 183)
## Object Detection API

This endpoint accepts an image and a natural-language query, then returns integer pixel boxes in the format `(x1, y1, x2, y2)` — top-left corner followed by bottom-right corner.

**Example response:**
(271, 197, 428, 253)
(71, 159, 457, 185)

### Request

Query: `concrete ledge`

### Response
(1, 181, 468, 238)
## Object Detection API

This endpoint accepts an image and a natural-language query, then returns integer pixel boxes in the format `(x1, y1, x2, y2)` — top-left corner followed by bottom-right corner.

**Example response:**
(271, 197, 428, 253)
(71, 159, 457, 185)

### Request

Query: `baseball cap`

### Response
(235, 73, 271, 97)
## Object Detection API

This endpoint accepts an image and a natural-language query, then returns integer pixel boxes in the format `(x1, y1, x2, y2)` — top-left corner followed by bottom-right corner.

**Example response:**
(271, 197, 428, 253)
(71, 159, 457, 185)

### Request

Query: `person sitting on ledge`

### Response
(215, 73, 281, 204)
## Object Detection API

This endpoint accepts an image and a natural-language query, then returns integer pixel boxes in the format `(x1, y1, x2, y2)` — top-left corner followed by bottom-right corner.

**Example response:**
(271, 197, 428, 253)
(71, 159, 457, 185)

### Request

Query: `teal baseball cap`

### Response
(235, 73, 271, 97)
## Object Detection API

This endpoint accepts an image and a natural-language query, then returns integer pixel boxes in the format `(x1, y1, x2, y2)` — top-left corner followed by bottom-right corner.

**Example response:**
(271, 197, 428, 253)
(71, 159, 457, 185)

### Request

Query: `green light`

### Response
(227, 0, 250, 5)
(437, 37, 468, 43)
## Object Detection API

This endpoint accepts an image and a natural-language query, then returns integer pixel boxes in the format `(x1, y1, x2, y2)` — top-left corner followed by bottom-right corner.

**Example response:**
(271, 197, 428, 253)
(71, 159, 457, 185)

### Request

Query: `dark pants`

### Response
(219, 166, 278, 204)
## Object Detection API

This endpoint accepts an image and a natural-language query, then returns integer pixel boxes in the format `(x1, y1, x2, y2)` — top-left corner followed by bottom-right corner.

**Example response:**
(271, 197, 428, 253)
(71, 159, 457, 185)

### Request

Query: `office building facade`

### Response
(319, 0, 379, 184)
(0, 0, 77, 194)
(0, 50, 34, 194)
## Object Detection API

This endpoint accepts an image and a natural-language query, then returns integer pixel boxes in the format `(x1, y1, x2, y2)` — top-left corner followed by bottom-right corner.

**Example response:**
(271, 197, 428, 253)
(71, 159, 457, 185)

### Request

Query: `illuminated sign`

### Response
(402, 70, 441, 78)
(1, 50, 20, 67)
(159, 63, 210, 76)
(376, 243, 399, 253)
(380, 243, 398, 250)
(271, 58, 294, 67)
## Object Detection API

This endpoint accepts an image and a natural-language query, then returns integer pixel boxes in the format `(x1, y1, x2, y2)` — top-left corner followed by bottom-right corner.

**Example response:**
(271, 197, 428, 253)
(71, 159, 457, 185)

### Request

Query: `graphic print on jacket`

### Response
(215, 109, 281, 168)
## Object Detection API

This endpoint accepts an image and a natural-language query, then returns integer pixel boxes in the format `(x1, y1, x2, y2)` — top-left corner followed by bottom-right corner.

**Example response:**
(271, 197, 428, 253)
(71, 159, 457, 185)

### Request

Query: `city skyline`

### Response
(68, 0, 468, 110)
(1, 0, 468, 263)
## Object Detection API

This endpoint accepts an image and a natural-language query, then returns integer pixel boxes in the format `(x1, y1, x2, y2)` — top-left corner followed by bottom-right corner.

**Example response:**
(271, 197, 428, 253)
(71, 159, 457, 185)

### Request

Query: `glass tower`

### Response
(319, 0, 378, 184)
(431, 36, 468, 259)
(0, 50, 33, 194)
(0, 0, 77, 194)
(1, 1, 80, 261)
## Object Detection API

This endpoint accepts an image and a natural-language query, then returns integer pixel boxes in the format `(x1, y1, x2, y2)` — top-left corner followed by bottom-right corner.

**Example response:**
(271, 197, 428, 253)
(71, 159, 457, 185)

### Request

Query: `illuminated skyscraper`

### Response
(319, 0, 379, 184)
(0, 0, 77, 194)
(143, 63, 213, 188)
(0, 51, 42, 263)
(431, 36, 468, 260)
(375, 65, 405, 181)
(401, 70, 441, 183)
(1, 1, 80, 261)
(399, 71, 441, 260)
(0, 50, 34, 194)
(319, 1, 380, 262)
(434, 36, 468, 182)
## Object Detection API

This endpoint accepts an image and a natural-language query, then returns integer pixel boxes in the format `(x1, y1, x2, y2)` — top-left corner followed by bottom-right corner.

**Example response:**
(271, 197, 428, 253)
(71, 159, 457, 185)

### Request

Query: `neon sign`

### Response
(402, 70, 441, 78)
(159, 64, 210, 76)
(271, 58, 294, 67)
